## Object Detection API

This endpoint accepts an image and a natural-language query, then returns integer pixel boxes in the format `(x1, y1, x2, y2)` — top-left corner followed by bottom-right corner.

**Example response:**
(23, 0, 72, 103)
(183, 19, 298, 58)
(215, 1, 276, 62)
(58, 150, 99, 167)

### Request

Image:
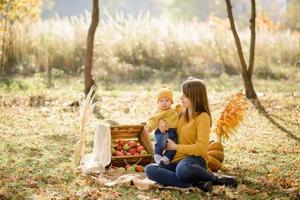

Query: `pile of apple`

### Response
(111, 139, 148, 157)
(110, 159, 145, 173)
(111, 163, 144, 173)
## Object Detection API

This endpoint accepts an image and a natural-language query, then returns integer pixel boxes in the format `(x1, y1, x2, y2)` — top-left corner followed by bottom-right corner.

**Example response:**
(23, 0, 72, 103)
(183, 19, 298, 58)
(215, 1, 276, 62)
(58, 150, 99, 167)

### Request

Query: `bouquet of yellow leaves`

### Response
(215, 92, 247, 142)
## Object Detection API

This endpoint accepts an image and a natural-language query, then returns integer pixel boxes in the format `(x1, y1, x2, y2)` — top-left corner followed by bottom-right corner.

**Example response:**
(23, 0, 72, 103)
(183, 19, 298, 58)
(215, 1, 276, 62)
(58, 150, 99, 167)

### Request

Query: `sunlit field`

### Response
(0, 76, 299, 199)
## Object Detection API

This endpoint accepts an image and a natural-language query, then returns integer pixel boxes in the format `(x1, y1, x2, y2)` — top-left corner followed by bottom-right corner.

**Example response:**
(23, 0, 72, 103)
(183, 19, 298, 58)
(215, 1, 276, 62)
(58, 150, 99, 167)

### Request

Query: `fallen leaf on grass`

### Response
(276, 146, 300, 154)
(212, 185, 238, 199)
(159, 190, 172, 200)
(270, 167, 280, 174)
(137, 194, 151, 200)
(258, 176, 300, 189)
(0, 188, 11, 200)
(77, 188, 121, 200)
(248, 148, 258, 154)
(27, 178, 38, 188)
(284, 187, 300, 199)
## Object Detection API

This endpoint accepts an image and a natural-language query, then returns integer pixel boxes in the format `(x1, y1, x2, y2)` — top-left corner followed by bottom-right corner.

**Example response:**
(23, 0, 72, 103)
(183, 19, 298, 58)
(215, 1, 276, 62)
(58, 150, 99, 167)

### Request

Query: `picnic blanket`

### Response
(95, 172, 201, 192)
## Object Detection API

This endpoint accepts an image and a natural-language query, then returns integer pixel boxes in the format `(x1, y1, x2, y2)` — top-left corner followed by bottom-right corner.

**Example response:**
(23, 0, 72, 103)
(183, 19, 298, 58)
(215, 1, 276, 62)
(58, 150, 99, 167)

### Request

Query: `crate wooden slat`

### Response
(110, 125, 154, 167)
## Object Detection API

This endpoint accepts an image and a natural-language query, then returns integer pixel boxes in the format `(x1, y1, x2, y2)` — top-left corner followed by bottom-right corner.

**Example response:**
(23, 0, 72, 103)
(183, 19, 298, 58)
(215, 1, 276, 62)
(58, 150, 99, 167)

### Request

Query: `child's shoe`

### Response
(154, 154, 162, 164)
(159, 156, 170, 165)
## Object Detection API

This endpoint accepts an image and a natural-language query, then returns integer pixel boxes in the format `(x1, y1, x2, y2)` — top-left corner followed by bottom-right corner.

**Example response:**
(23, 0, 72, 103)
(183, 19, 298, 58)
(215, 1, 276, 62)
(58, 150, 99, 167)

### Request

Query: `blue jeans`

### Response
(154, 128, 178, 161)
(145, 156, 217, 187)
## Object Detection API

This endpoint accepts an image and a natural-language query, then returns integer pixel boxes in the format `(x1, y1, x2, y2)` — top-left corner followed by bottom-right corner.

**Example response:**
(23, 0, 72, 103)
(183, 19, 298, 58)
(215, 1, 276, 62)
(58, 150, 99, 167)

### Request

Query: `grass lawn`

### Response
(0, 75, 299, 199)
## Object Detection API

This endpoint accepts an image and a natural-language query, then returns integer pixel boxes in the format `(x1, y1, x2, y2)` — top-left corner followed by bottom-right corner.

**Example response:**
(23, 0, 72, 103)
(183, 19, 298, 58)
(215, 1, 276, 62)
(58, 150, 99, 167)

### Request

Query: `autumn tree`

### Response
(225, 0, 257, 99)
(0, 0, 41, 76)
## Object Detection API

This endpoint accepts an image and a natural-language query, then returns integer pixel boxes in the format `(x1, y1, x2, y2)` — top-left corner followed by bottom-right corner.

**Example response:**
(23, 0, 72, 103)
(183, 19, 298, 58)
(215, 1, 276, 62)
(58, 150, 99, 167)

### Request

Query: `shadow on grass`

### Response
(251, 99, 300, 143)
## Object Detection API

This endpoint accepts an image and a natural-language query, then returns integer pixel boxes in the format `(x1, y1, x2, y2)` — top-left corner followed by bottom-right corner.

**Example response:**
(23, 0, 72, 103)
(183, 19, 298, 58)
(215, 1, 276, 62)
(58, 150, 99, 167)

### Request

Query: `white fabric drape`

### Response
(78, 124, 111, 174)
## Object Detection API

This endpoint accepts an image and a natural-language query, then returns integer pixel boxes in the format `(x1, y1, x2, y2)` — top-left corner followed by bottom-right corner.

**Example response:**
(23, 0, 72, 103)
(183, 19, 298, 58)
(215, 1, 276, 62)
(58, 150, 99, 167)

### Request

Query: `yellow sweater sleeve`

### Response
(176, 113, 210, 157)
(147, 109, 178, 129)
(147, 114, 158, 129)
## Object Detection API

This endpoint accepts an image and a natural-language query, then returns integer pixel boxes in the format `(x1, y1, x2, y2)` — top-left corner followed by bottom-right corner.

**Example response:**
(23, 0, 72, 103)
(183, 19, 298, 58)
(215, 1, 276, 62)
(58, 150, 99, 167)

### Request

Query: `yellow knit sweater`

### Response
(147, 108, 178, 130)
(172, 112, 210, 164)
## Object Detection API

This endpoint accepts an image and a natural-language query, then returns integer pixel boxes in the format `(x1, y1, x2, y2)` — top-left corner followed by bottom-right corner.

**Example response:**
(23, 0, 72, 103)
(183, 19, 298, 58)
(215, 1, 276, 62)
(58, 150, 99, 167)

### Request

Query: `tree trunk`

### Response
(84, 0, 99, 95)
(225, 0, 257, 99)
(0, 2, 10, 76)
(242, 71, 257, 98)
(248, 0, 256, 78)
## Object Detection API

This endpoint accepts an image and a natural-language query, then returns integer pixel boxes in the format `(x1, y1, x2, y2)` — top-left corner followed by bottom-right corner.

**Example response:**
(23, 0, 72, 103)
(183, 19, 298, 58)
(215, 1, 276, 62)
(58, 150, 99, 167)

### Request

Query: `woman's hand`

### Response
(158, 119, 169, 133)
(166, 139, 177, 150)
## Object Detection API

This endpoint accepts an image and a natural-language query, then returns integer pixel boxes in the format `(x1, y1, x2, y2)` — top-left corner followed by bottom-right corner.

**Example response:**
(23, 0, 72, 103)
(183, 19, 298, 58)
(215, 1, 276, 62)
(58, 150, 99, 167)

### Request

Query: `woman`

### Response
(145, 78, 238, 192)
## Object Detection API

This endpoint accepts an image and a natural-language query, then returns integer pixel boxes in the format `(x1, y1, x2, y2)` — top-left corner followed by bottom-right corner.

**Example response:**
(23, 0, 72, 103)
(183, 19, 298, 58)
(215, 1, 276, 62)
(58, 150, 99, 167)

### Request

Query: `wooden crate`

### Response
(110, 125, 154, 167)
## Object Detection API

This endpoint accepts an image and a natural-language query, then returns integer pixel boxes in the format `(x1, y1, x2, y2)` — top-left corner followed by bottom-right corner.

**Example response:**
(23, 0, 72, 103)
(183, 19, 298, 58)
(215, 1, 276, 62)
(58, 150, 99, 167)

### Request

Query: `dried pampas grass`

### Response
(74, 85, 96, 165)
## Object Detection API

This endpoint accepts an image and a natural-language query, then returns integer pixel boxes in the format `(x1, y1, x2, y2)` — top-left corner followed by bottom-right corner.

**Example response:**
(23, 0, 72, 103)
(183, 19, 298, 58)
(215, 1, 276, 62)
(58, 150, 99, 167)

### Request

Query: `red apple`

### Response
(128, 140, 137, 148)
(134, 153, 140, 156)
(135, 165, 144, 172)
(128, 148, 137, 154)
(114, 151, 124, 156)
(115, 144, 122, 151)
(118, 139, 125, 146)
(137, 145, 145, 153)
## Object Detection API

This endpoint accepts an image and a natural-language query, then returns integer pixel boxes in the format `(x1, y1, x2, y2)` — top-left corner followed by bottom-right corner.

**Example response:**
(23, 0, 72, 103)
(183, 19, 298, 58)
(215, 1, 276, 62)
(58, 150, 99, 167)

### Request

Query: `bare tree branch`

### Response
(225, 0, 248, 73)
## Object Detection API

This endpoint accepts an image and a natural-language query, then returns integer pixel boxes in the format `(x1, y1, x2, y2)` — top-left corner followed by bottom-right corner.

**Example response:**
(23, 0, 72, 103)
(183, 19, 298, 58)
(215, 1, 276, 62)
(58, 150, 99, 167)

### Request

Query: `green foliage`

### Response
(0, 0, 41, 22)
(285, 0, 300, 31)
(0, 0, 42, 76)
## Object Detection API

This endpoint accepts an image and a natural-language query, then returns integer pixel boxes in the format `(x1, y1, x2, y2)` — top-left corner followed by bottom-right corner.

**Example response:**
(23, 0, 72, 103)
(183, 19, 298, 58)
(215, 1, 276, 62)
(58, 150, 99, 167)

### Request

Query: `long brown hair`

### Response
(181, 78, 212, 126)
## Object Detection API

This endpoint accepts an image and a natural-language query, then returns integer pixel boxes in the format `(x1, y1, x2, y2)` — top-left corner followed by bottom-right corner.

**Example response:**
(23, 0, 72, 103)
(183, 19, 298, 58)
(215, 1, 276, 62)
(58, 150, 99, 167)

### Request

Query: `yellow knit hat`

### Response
(157, 85, 173, 103)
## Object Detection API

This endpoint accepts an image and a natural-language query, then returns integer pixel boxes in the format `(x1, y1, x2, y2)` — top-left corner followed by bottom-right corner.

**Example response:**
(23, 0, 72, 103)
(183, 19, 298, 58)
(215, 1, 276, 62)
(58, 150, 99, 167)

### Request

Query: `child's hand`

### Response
(166, 139, 177, 150)
(158, 119, 169, 133)
(144, 125, 152, 134)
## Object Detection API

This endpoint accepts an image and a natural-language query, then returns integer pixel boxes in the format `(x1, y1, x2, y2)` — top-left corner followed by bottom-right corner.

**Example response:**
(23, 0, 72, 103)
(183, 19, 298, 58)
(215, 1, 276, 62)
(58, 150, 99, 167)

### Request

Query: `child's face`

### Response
(158, 97, 172, 110)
